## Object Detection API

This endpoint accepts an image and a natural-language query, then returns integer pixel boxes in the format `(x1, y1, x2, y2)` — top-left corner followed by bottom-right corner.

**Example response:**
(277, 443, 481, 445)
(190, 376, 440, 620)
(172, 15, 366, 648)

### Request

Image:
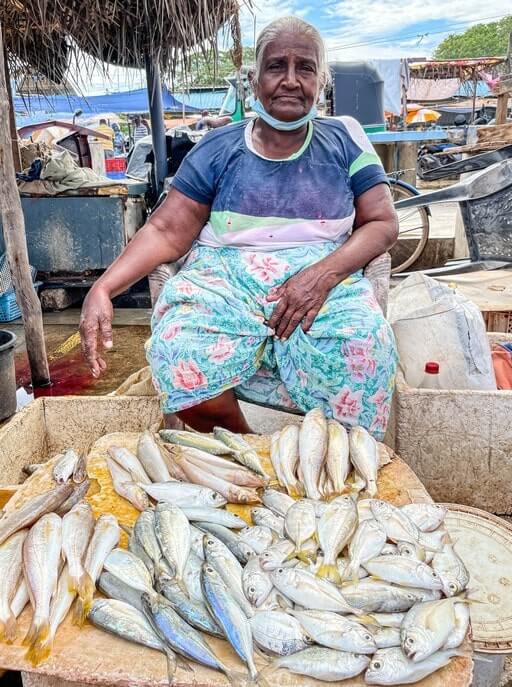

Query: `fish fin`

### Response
(77, 571, 95, 608)
(223, 669, 247, 687)
(417, 545, 427, 561)
(253, 667, 273, 687)
(24, 620, 51, 665)
(0, 614, 17, 643)
(370, 574, 383, 582)
(316, 563, 341, 585)
(119, 523, 134, 537)
(164, 649, 177, 686)
(443, 533, 453, 545)
(72, 595, 91, 627)
(295, 550, 316, 565)
(359, 614, 380, 626)
(287, 485, 302, 499)
(175, 577, 189, 597)
(176, 656, 193, 673)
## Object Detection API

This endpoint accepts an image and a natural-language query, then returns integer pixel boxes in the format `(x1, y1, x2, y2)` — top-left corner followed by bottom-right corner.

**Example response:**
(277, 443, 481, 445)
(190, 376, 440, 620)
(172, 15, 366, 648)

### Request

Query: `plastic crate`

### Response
(0, 290, 21, 322)
(105, 157, 126, 173)
(105, 170, 126, 180)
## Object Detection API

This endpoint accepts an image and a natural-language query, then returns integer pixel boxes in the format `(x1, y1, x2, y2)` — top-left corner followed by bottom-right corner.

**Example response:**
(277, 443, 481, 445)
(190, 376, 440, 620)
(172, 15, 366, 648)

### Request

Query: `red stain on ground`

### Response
(15, 350, 96, 398)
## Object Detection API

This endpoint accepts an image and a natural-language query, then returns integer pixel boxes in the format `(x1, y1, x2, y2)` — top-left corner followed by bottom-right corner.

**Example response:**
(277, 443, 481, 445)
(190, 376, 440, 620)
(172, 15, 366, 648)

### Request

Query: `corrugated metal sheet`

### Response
(174, 90, 227, 111)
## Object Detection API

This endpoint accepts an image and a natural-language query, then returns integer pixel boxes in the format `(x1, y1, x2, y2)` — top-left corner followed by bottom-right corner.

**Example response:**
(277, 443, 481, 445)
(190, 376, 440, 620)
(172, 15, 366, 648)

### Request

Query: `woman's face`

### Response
(253, 31, 320, 122)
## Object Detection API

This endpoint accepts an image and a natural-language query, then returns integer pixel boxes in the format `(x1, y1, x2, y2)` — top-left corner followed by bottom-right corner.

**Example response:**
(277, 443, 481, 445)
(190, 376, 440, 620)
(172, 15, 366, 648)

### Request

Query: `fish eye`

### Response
(249, 586, 256, 594)
(431, 571, 439, 578)
(449, 582, 458, 592)
(206, 566, 214, 572)
(277, 567, 284, 573)
(406, 637, 414, 645)
(372, 661, 382, 670)
(364, 634, 373, 641)
(207, 539, 215, 546)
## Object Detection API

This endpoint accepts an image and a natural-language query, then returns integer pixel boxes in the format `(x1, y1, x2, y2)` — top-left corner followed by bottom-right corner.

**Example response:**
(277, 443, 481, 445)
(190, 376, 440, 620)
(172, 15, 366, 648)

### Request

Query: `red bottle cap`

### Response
(425, 362, 440, 374)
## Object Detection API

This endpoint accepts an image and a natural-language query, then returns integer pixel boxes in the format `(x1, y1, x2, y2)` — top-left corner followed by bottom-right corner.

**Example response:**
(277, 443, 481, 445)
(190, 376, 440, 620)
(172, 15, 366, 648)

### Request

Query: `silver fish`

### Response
(326, 420, 350, 495)
(432, 541, 470, 596)
(271, 566, 361, 614)
(107, 445, 151, 483)
(250, 610, 312, 655)
(196, 522, 255, 564)
(103, 548, 154, 595)
(44, 566, 76, 657)
(105, 457, 149, 511)
(137, 430, 172, 482)
(381, 543, 399, 556)
(131, 509, 167, 577)
(345, 519, 387, 582)
(299, 408, 327, 500)
(364, 556, 443, 590)
(401, 503, 447, 532)
(444, 601, 470, 649)
(251, 507, 284, 536)
(203, 534, 254, 617)
(373, 627, 401, 648)
(213, 427, 269, 479)
(261, 489, 294, 518)
(269, 431, 284, 484)
(260, 539, 295, 571)
(53, 449, 81, 484)
(23, 513, 62, 664)
(239, 525, 274, 554)
(349, 426, 379, 497)
(178, 458, 260, 504)
(180, 446, 265, 486)
(370, 500, 422, 547)
(242, 556, 273, 607)
(183, 551, 204, 605)
(290, 610, 376, 653)
(154, 503, 190, 586)
(337, 556, 368, 581)
(138, 481, 227, 508)
(11, 577, 29, 619)
(278, 425, 302, 497)
(367, 612, 406, 628)
(317, 495, 358, 583)
(201, 563, 259, 680)
(365, 646, 462, 685)
(62, 502, 94, 606)
(0, 529, 27, 642)
(98, 571, 144, 612)
(55, 479, 90, 517)
(180, 506, 246, 528)
(271, 647, 370, 682)
(342, 579, 420, 613)
(189, 524, 206, 560)
(284, 499, 316, 561)
(401, 597, 464, 662)
(160, 429, 236, 455)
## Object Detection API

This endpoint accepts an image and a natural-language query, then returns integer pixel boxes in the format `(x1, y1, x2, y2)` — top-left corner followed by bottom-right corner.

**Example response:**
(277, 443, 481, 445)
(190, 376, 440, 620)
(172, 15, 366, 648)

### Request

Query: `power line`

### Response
(327, 12, 511, 52)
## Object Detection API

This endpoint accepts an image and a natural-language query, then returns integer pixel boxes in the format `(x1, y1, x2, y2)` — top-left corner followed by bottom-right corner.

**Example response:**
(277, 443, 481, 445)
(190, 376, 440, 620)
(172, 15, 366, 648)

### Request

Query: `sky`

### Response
(71, 0, 512, 94)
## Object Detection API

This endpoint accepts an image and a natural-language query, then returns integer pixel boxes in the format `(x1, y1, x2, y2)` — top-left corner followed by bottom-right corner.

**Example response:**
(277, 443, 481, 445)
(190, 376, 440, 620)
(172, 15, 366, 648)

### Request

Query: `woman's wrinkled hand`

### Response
(266, 264, 336, 340)
(79, 286, 114, 377)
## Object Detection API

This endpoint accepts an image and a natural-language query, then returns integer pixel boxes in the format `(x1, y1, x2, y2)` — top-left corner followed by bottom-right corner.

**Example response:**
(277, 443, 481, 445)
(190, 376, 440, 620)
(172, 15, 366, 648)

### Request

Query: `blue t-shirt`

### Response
(172, 117, 388, 250)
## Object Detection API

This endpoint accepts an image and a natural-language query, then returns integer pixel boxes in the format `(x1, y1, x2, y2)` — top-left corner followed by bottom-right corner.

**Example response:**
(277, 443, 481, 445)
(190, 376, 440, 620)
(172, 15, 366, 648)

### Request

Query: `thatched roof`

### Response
(1, 0, 242, 86)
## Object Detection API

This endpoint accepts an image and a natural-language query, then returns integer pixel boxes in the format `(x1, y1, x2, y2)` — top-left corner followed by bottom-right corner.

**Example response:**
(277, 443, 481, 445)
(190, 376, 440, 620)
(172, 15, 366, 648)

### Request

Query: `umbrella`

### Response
(406, 107, 441, 124)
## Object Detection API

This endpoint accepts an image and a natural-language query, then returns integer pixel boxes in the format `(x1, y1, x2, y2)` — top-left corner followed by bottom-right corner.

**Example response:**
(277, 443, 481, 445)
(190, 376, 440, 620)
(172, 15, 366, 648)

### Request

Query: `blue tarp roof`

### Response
(455, 80, 492, 98)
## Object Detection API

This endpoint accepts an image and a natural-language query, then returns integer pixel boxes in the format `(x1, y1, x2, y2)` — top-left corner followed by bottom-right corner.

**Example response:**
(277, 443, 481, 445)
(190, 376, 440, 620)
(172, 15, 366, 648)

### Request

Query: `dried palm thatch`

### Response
(1, 0, 243, 86)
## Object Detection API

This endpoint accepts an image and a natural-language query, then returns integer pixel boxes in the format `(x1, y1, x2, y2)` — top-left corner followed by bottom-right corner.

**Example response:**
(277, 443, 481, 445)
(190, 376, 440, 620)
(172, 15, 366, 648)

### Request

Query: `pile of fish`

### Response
(90, 494, 471, 685)
(0, 450, 121, 664)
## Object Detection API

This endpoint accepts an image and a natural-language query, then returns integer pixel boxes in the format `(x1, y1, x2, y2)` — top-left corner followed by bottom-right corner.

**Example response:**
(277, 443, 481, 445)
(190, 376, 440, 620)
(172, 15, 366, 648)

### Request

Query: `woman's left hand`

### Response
(266, 264, 337, 340)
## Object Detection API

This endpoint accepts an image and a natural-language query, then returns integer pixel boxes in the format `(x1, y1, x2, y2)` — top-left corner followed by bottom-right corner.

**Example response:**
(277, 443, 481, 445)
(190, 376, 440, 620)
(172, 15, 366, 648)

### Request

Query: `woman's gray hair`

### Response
(252, 16, 331, 94)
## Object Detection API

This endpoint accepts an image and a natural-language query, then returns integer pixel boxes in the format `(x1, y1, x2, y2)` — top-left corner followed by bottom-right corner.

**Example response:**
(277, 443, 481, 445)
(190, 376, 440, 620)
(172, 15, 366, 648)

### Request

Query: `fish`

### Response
(269, 431, 284, 485)
(250, 610, 312, 656)
(180, 506, 246, 528)
(346, 519, 387, 582)
(157, 571, 224, 637)
(138, 481, 227, 508)
(0, 529, 27, 641)
(179, 447, 265, 488)
(22, 463, 45, 476)
(269, 647, 370, 682)
(23, 513, 62, 664)
(251, 507, 284, 537)
(271, 566, 362, 614)
(317, 495, 358, 583)
(213, 427, 269, 479)
(357, 499, 375, 522)
(103, 548, 155, 598)
(401, 503, 447, 532)
(189, 524, 206, 560)
(75, 513, 120, 625)
(341, 579, 420, 613)
(242, 556, 273, 608)
(298, 408, 327, 500)
(349, 426, 379, 497)
(131, 509, 167, 578)
(40, 565, 77, 659)
(284, 500, 316, 562)
(381, 543, 399, 556)
(160, 445, 189, 481)
(444, 601, 470, 649)
(55, 479, 91, 517)
(364, 556, 444, 590)
(203, 534, 254, 617)
(160, 429, 236, 455)
(290, 610, 376, 653)
(0, 483, 73, 546)
(201, 562, 259, 681)
(177, 459, 259, 504)
(105, 457, 150, 511)
(89, 598, 178, 682)
(11, 577, 30, 619)
(183, 552, 205, 605)
(303, 498, 329, 518)
(366, 612, 406, 628)
(141, 592, 235, 681)
(137, 430, 172, 482)
(239, 526, 274, 554)
(98, 571, 145, 612)
(277, 425, 302, 497)
(257, 589, 293, 612)
(326, 420, 350, 495)
(154, 502, 190, 587)
(261, 489, 294, 518)
(337, 556, 368, 581)
(196, 522, 255, 564)
(53, 449, 81, 483)
(107, 446, 151, 484)
(365, 646, 463, 685)
(370, 500, 422, 547)
(373, 627, 402, 648)
(401, 597, 464, 662)
(432, 539, 470, 596)
(259, 539, 295, 571)
(62, 502, 94, 607)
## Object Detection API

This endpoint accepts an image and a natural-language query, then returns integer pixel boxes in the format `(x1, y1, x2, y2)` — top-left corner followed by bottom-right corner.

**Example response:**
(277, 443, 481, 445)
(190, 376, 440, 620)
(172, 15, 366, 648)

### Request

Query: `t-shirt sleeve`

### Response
(171, 133, 218, 205)
(341, 117, 389, 198)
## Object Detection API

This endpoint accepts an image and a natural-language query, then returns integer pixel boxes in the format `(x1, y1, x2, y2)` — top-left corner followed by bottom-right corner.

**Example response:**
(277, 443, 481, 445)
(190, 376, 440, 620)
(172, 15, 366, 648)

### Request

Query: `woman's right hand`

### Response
(79, 286, 114, 377)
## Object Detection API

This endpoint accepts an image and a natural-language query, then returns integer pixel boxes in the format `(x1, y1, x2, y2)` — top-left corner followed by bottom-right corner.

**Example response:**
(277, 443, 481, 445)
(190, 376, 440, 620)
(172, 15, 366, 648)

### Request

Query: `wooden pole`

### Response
(496, 33, 512, 125)
(2, 45, 21, 173)
(0, 23, 50, 386)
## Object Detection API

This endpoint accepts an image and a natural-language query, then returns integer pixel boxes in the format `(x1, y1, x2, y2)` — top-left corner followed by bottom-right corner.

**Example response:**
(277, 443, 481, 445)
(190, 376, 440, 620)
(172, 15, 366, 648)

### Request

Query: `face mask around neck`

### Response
(251, 98, 317, 131)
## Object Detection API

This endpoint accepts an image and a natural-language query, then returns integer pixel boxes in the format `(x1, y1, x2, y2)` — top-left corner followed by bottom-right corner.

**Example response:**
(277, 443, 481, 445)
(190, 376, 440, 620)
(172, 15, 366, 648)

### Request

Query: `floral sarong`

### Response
(147, 242, 397, 440)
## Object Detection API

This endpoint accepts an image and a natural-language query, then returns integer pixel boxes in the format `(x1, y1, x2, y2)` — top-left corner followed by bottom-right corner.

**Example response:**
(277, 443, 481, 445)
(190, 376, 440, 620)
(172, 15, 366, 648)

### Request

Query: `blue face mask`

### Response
(252, 98, 317, 131)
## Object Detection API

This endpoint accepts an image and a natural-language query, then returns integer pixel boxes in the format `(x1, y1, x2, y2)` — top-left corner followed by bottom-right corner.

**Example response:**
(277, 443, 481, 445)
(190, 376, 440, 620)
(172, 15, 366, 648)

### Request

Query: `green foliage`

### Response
(175, 47, 255, 88)
(433, 16, 512, 59)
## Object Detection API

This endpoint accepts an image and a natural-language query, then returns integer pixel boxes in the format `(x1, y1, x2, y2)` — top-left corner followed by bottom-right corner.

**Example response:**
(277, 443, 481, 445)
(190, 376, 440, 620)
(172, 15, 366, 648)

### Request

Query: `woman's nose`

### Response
(282, 64, 300, 88)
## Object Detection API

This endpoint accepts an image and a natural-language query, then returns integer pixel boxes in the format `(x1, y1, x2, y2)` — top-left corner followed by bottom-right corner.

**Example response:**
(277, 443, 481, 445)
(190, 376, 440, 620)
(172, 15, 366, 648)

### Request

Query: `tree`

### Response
(433, 15, 512, 59)
(174, 47, 255, 89)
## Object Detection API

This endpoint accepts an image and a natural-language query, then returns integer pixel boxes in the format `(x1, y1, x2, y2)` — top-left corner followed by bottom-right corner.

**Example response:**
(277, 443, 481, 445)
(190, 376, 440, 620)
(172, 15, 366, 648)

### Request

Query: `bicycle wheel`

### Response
(389, 180, 430, 273)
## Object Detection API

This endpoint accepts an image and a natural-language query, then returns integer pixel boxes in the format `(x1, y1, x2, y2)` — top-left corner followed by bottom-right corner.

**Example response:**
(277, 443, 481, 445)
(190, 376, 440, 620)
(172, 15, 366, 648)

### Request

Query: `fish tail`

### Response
(287, 484, 302, 499)
(24, 620, 51, 665)
(176, 577, 189, 597)
(77, 571, 95, 607)
(223, 668, 247, 687)
(252, 667, 272, 687)
(164, 649, 177, 686)
(293, 550, 315, 565)
(72, 594, 92, 627)
(0, 613, 17, 643)
(316, 563, 341, 585)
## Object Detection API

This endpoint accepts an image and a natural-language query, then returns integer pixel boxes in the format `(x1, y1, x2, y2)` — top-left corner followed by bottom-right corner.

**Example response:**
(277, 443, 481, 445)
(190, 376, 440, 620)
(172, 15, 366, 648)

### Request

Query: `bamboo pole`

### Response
(0, 23, 50, 386)
(2, 46, 20, 172)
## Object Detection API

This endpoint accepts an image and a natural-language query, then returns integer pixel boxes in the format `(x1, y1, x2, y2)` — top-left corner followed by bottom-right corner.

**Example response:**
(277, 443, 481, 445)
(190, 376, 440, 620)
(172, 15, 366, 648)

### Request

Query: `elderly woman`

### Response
(80, 16, 398, 440)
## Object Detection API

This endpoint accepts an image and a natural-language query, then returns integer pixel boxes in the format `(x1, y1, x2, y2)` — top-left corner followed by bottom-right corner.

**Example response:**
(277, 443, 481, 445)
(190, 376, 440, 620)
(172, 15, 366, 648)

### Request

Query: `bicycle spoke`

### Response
(398, 225, 425, 236)
(396, 209, 422, 223)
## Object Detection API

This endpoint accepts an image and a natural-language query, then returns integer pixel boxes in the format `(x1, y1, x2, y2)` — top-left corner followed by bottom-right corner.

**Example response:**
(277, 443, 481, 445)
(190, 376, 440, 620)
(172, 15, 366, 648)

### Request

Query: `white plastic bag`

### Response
(388, 273, 496, 390)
